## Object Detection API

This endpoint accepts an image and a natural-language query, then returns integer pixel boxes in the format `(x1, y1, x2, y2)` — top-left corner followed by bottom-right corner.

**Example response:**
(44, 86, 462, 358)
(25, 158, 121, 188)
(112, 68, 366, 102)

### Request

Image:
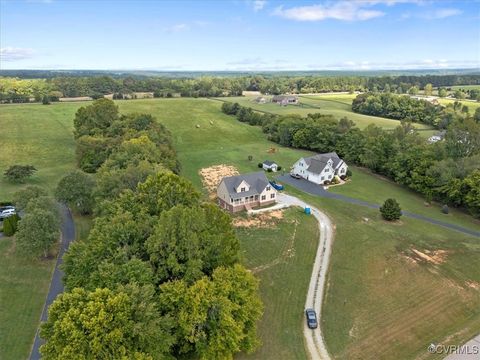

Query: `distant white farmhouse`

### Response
(262, 160, 278, 172)
(428, 130, 446, 144)
(292, 152, 348, 185)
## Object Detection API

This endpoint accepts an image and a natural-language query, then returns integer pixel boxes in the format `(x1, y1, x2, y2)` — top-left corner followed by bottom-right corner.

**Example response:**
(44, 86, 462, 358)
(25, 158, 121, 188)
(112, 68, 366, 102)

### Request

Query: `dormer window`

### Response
(241, 187, 245, 192)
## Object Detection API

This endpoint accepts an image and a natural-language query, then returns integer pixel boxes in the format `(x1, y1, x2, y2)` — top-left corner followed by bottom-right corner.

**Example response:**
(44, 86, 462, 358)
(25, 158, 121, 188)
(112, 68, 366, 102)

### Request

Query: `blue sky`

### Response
(1, 0, 479, 70)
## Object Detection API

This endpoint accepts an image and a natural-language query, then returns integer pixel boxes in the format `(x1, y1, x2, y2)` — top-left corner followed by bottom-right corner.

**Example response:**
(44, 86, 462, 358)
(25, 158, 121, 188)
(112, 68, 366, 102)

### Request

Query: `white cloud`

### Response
(421, 8, 462, 19)
(273, 2, 386, 22)
(252, 0, 267, 12)
(164, 23, 189, 33)
(0, 47, 35, 61)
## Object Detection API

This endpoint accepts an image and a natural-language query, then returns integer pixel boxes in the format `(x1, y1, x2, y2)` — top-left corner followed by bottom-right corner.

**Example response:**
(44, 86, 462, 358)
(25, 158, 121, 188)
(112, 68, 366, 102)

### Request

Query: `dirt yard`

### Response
(232, 210, 285, 228)
(199, 164, 239, 197)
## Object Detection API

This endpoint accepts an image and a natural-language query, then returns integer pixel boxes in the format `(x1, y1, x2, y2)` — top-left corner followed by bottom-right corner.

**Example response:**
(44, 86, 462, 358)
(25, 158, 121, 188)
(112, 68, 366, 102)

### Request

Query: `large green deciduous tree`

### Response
(73, 98, 119, 138)
(40, 286, 174, 360)
(55, 170, 95, 214)
(13, 185, 47, 210)
(16, 208, 60, 258)
(3, 165, 37, 183)
(159, 265, 263, 360)
(146, 204, 239, 284)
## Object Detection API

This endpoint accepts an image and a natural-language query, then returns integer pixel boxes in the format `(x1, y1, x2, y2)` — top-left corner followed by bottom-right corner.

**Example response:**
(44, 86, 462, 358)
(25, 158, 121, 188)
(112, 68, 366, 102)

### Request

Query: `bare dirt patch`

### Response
(466, 281, 480, 290)
(233, 210, 285, 228)
(411, 249, 449, 265)
(199, 164, 239, 197)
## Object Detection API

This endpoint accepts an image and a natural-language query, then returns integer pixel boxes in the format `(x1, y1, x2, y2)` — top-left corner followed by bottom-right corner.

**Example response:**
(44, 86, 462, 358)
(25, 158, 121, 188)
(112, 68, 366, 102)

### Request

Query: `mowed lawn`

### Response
(219, 95, 435, 135)
(330, 166, 480, 232)
(284, 188, 480, 360)
(0, 237, 56, 360)
(235, 208, 319, 360)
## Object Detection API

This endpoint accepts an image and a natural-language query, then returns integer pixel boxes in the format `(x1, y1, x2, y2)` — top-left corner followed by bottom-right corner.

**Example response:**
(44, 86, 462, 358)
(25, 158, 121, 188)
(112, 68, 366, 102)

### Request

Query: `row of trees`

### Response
(73, 98, 179, 175)
(40, 102, 263, 359)
(2, 74, 479, 102)
(352, 92, 480, 128)
(221, 103, 480, 218)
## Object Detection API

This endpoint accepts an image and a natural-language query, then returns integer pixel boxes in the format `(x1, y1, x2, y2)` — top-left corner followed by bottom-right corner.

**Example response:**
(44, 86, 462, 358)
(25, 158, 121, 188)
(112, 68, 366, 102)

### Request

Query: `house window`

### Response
(255, 195, 259, 200)
(321, 176, 324, 180)
(325, 168, 329, 172)
(266, 186, 271, 191)
(230, 198, 233, 203)
(270, 193, 275, 199)
(241, 187, 245, 192)
(340, 168, 345, 173)
(261, 195, 266, 200)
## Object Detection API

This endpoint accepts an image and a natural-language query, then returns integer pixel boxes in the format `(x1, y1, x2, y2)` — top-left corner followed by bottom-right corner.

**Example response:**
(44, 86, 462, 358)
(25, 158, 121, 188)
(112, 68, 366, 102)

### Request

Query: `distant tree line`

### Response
(353, 92, 480, 128)
(221, 102, 480, 218)
(40, 98, 263, 359)
(1, 74, 480, 102)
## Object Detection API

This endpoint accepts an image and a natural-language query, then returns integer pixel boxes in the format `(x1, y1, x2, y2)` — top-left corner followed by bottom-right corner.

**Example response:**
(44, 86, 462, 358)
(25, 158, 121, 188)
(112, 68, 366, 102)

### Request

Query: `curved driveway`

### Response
(276, 193, 333, 360)
(29, 205, 75, 360)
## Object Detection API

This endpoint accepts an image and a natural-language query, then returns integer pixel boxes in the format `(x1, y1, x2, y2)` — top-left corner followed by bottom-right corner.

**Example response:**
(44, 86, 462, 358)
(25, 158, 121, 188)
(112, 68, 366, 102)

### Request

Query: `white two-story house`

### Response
(292, 152, 348, 185)
(217, 172, 277, 213)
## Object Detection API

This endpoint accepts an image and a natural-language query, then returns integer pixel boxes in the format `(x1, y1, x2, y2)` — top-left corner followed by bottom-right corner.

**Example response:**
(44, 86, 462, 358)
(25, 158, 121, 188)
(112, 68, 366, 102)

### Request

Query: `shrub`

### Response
(346, 169, 353, 177)
(258, 163, 263, 168)
(2, 216, 15, 236)
(248, 155, 253, 161)
(380, 198, 402, 221)
(3, 213, 20, 236)
(277, 166, 282, 171)
(4, 165, 37, 183)
(267, 168, 273, 172)
(42, 95, 51, 105)
(441, 204, 449, 214)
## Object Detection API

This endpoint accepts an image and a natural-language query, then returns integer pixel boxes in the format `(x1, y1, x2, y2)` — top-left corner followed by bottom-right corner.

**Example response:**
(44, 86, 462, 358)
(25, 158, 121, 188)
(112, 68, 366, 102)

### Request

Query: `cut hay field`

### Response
(1, 98, 479, 360)
(218, 94, 436, 136)
(437, 98, 480, 113)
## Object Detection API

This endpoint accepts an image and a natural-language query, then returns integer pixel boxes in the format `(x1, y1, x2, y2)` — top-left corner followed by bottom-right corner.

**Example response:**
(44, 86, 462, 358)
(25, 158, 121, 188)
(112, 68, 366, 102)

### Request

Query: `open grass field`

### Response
(331, 166, 480, 232)
(283, 188, 480, 360)
(1, 98, 479, 359)
(0, 103, 78, 200)
(218, 94, 436, 136)
(0, 236, 56, 360)
(437, 98, 480, 113)
(235, 208, 318, 360)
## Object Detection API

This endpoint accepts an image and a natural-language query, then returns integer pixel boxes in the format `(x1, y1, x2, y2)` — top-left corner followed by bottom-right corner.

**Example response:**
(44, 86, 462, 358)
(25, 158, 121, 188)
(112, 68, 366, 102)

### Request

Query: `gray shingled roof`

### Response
(304, 152, 343, 174)
(263, 160, 277, 166)
(221, 172, 270, 199)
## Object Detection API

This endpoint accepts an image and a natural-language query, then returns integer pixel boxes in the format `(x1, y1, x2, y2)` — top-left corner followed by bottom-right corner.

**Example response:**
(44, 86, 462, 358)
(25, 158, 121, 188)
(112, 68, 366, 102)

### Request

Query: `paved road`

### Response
(443, 334, 480, 359)
(29, 205, 75, 360)
(277, 175, 480, 238)
(255, 194, 333, 359)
